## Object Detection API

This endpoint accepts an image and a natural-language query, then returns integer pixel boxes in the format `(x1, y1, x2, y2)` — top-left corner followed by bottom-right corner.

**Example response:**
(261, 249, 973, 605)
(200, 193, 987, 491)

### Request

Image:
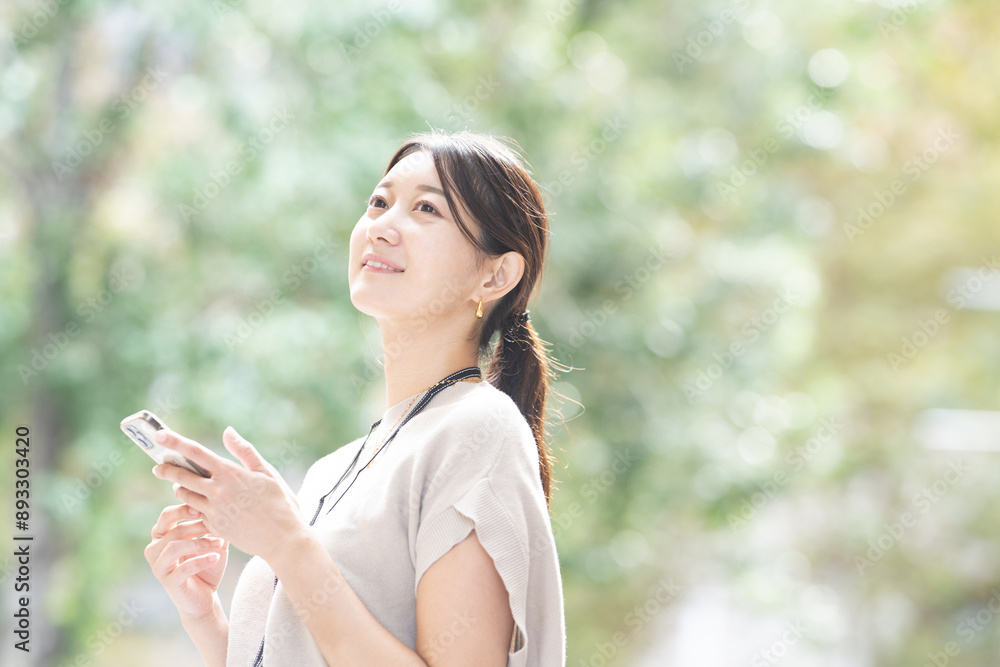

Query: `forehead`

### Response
(385, 149, 438, 185)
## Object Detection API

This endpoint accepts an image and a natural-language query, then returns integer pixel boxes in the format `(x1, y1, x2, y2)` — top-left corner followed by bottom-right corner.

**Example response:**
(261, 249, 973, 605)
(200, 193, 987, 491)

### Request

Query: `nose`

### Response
(365, 206, 401, 246)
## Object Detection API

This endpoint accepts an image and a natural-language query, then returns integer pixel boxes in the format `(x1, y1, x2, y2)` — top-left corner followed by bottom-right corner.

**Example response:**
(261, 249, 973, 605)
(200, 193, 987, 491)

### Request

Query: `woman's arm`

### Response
(266, 527, 513, 666)
(153, 427, 514, 666)
(144, 503, 230, 667)
(179, 597, 230, 667)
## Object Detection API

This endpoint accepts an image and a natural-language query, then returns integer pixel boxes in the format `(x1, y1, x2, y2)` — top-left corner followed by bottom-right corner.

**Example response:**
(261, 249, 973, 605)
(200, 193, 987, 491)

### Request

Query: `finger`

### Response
(152, 538, 223, 579)
(161, 519, 215, 541)
(223, 426, 269, 473)
(145, 519, 215, 565)
(163, 552, 222, 582)
(159, 535, 226, 566)
(152, 504, 202, 538)
(173, 483, 210, 515)
(154, 428, 223, 477)
(154, 461, 212, 494)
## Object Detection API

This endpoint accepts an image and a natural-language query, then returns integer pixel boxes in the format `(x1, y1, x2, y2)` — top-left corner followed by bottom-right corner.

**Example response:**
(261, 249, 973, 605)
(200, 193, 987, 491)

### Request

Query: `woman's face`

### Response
(349, 149, 482, 327)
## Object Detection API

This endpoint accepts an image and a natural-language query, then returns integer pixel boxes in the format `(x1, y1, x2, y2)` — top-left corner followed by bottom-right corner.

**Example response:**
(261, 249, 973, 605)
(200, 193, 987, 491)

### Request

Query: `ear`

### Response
(481, 251, 525, 304)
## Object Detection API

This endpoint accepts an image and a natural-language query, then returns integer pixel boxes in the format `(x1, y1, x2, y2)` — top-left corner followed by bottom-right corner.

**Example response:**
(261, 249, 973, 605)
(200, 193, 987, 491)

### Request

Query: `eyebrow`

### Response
(376, 180, 445, 197)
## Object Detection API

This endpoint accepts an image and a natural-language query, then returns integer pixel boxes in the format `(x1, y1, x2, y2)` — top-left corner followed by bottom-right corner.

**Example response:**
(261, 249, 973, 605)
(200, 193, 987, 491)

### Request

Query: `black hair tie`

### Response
(502, 310, 531, 344)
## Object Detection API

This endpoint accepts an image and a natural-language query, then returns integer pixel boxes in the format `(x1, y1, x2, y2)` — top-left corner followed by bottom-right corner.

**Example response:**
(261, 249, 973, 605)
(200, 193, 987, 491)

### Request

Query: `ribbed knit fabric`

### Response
(225, 379, 566, 666)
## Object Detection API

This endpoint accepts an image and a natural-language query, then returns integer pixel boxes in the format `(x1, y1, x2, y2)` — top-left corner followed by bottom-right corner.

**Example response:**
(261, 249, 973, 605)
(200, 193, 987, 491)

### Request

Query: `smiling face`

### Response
(348, 150, 483, 326)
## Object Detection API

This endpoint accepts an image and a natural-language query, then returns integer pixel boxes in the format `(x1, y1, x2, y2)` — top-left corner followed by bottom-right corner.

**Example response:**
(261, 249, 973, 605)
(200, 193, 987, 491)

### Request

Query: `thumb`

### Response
(223, 426, 268, 472)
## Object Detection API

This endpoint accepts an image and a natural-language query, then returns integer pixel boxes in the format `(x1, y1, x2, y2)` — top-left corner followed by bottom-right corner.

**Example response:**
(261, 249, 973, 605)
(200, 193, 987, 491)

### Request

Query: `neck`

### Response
(379, 318, 481, 409)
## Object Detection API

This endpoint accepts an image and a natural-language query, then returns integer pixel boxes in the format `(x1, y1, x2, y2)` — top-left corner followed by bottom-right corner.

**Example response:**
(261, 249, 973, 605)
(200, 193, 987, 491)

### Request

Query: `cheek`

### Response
(348, 219, 366, 257)
(426, 234, 480, 286)
(347, 221, 367, 281)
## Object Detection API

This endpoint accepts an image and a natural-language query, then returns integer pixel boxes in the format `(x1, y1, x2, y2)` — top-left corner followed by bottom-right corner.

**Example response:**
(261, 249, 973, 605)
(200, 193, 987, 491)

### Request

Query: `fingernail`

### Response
(187, 506, 200, 516)
(155, 430, 167, 443)
(152, 466, 161, 478)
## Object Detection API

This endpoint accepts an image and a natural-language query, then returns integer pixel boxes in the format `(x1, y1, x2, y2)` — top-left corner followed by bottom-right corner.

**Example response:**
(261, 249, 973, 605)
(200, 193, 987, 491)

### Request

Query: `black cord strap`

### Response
(250, 366, 482, 666)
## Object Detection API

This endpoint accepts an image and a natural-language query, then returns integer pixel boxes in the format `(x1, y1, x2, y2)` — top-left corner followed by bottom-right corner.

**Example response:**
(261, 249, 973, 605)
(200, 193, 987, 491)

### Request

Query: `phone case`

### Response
(120, 410, 211, 478)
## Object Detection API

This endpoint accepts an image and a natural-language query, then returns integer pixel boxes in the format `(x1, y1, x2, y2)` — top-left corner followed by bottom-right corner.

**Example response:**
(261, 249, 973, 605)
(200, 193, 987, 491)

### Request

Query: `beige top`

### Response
(225, 379, 566, 666)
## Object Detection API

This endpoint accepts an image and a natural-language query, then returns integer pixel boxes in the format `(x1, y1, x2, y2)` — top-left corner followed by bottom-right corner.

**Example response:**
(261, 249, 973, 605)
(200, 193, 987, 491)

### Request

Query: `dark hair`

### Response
(384, 131, 558, 506)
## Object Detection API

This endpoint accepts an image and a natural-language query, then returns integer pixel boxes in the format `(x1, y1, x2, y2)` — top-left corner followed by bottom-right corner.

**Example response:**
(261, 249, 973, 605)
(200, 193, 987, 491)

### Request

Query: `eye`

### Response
(368, 195, 388, 209)
(416, 201, 439, 215)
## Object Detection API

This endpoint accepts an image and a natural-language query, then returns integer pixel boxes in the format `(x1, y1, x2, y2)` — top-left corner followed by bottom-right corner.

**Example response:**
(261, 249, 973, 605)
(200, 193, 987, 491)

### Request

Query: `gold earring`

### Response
(476, 298, 483, 319)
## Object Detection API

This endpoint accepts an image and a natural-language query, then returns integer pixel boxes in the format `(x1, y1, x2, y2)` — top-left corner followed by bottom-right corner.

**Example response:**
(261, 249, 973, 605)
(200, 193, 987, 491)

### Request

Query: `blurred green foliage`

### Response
(2, 0, 1000, 664)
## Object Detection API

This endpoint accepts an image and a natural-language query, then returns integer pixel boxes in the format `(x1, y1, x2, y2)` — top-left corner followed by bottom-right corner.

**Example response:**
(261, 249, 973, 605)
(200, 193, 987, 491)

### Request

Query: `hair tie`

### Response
(501, 310, 531, 344)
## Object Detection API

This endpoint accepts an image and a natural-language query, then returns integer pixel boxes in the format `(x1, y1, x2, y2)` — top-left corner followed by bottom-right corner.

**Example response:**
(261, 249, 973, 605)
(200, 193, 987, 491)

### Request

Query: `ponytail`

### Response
(485, 312, 557, 506)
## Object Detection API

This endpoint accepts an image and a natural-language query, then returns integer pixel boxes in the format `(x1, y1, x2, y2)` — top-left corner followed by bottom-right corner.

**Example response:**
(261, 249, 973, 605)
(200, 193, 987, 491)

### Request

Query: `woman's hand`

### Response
(144, 503, 229, 620)
(152, 426, 306, 563)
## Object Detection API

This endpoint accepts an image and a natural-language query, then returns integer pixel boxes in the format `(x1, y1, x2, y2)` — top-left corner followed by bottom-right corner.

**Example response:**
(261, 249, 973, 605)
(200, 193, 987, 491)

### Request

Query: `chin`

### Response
(349, 289, 397, 321)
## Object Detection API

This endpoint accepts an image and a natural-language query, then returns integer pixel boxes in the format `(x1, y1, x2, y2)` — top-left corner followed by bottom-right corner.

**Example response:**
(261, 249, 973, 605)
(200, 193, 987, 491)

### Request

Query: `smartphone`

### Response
(120, 410, 212, 478)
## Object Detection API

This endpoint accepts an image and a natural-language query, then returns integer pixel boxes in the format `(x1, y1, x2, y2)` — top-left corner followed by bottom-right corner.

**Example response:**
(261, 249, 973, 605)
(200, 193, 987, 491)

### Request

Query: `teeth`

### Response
(366, 261, 401, 271)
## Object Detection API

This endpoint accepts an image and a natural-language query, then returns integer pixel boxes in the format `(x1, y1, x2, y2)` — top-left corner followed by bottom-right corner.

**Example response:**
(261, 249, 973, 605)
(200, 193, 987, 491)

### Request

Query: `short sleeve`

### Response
(411, 399, 550, 661)
(414, 474, 530, 624)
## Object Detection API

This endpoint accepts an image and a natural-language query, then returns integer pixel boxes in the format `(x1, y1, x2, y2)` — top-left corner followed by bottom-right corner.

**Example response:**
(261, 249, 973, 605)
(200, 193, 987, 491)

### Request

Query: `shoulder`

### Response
(402, 382, 543, 513)
(416, 381, 536, 465)
(427, 381, 532, 442)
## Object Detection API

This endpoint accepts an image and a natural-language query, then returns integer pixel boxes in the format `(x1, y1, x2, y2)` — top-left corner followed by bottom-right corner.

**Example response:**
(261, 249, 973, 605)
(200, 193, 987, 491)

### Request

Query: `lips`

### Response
(361, 252, 404, 272)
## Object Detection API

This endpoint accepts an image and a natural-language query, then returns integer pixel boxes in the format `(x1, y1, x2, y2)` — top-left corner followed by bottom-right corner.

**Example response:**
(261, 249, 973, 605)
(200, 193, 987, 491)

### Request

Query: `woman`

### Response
(143, 131, 567, 666)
